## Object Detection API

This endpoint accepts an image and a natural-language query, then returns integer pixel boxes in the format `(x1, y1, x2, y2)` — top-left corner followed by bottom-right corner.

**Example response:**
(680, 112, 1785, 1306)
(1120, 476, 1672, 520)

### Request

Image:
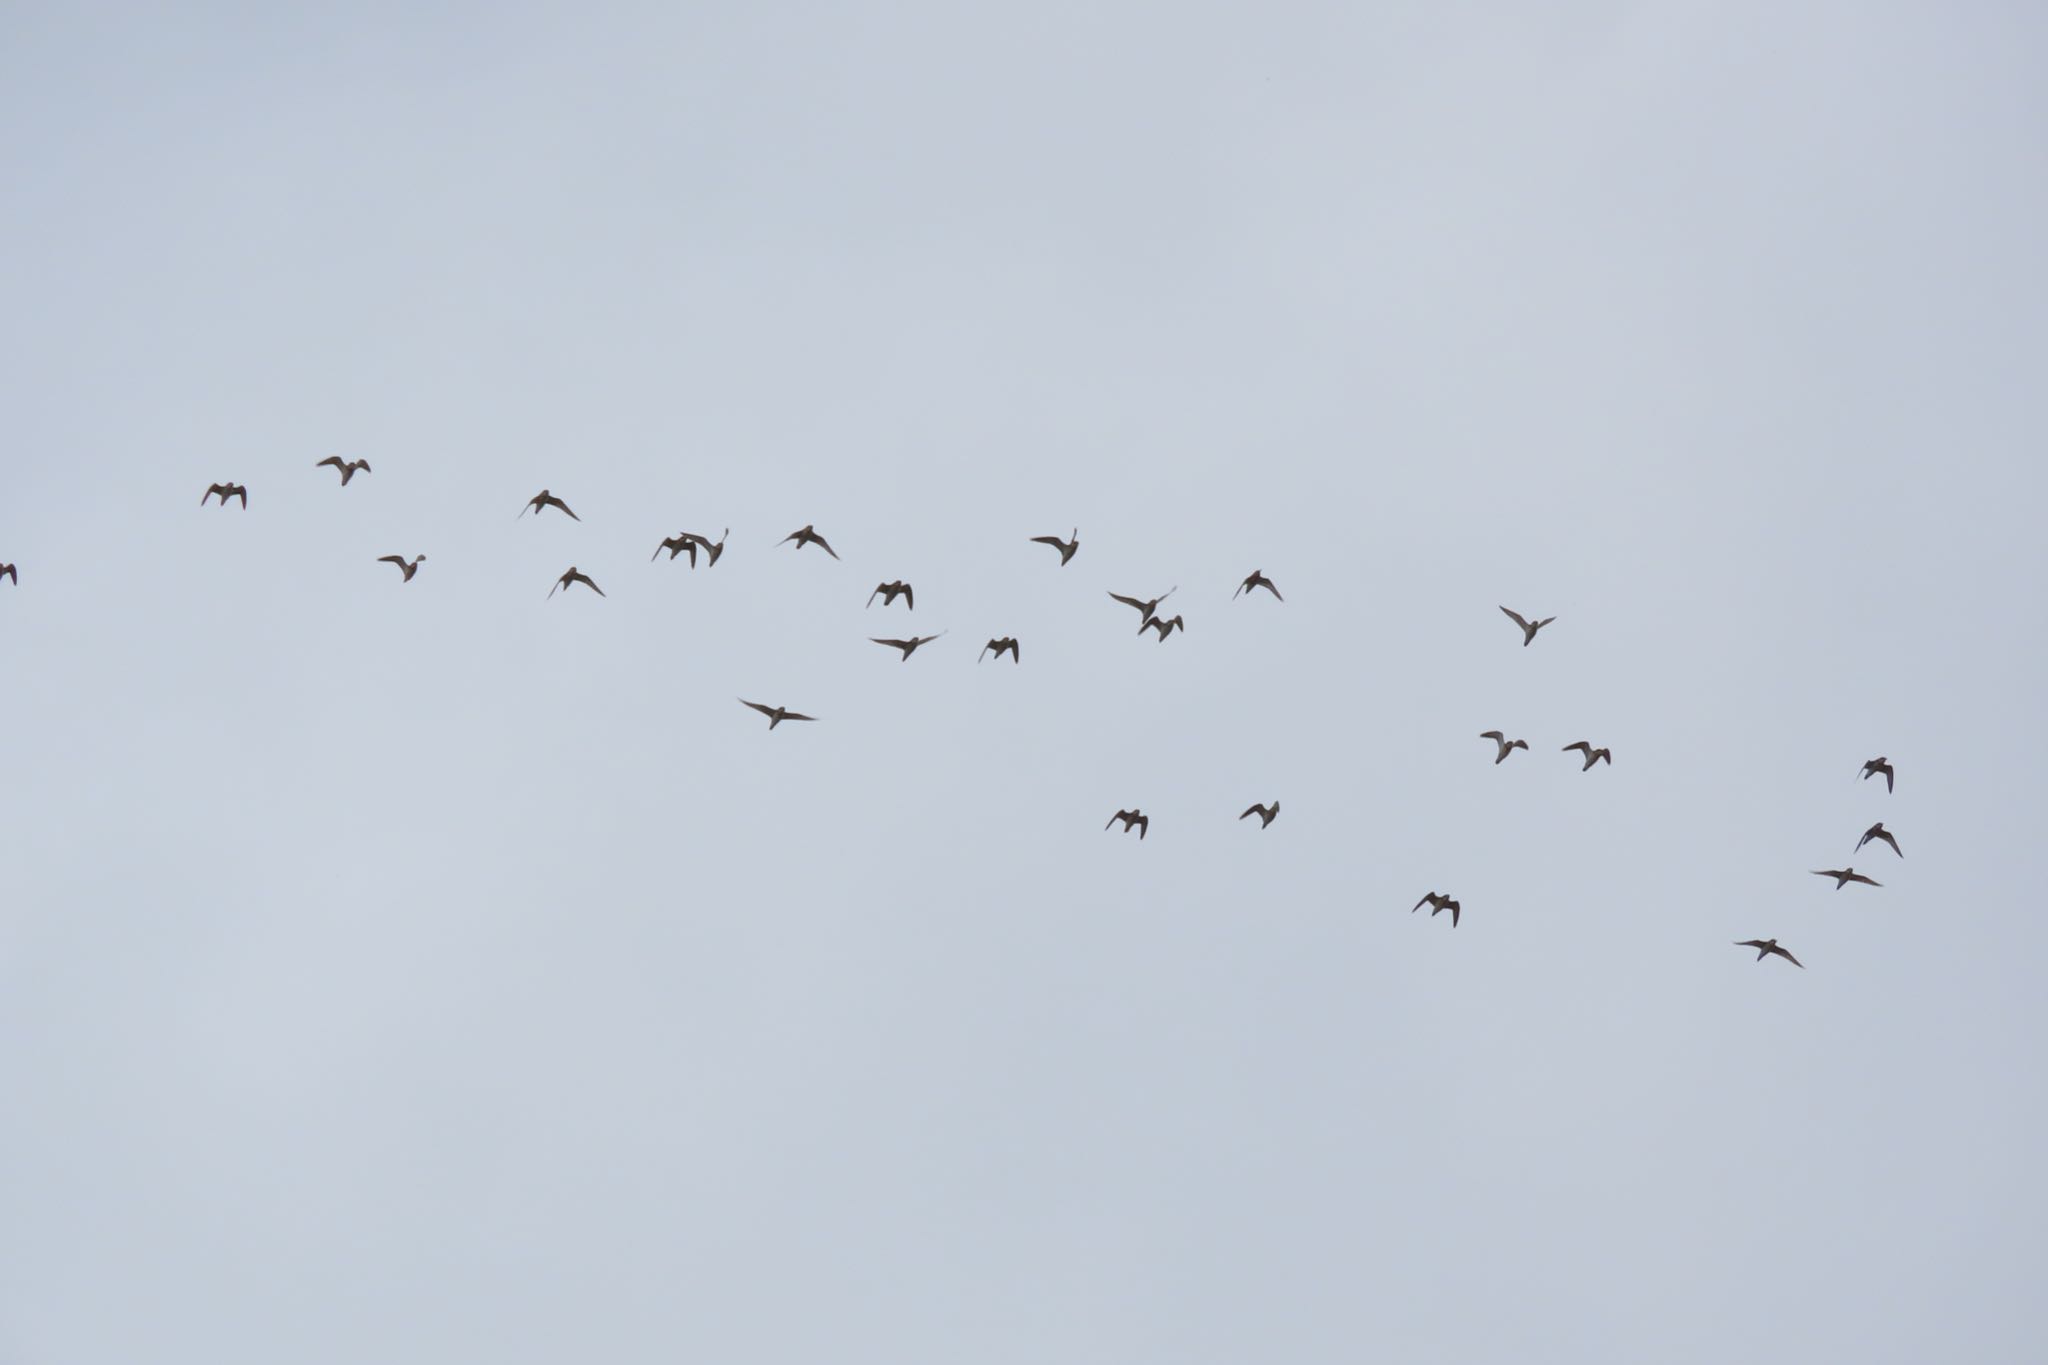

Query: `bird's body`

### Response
(781, 524, 839, 559)
(520, 489, 579, 521)
(1812, 867, 1881, 890)
(979, 637, 1020, 663)
(739, 698, 816, 730)
(868, 580, 914, 610)
(1413, 892, 1461, 927)
(1235, 571, 1283, 602)
(1481, 730, 1529, 764)
(1500, 605, 1555, 646)
(377, 554, 425, 582)
(1861, 756, 1896, 793)
(652, 535, 698, 566)
(201, 482, 248, 508)
(1030, 529, 1079, 565)
(1735, 939, 1804, 968)
(1105, 809, 1149, 839)
(1141, 613, 1185, 641)
(316, 456, 371, 485)
(1856, 822, 1903, 858)
(871, 632, 945, 661)
(1562, 741, 1612, 770)
(548, 566, 605, 599)
(1239, 801, 1280, 828)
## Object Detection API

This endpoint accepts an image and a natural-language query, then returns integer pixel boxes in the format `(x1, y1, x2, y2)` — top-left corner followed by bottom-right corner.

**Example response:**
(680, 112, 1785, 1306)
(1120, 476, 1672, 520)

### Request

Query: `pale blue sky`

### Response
(4, 4, 2046, 1361)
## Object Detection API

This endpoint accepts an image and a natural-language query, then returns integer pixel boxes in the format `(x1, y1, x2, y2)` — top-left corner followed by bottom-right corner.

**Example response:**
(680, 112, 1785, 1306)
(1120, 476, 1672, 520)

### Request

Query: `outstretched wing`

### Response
(1500, 606, 1530, 630)
(1031, 535, 1064, 549)
(1261, 580, 1283, 601)
(867, 585, 883, 607)
(815, 534, 839, 559)
(231, 486, 247, 507)
(781, 710, 816, 723)
(739, 698, 776, 717)
(1109, 592, 1147, 612)
(1563, 741, 1591, 755)
(316, 456, 344, 470)
(378, 555, 406, 567)
(560, 501, 581, 521)
(1481, 731, 1505, 742)
(1774, 946, 1805, 968)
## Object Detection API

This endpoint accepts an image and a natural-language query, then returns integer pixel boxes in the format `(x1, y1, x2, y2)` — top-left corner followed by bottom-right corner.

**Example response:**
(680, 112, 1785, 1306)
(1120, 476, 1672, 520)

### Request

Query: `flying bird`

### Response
(547, 566, 605, 599)
(377, 554, 425, 582)
(1239, 801, 1280, 828)
(979, 637, 1020, 663)
(1141, 613, 1185, 641)
(201, 482, 248, 508)
(520, 489, 579, 521)
(1480, 731, 1529, 764)
(1109, 587, 1177, 620)
(1735, 939, 1804, 968)
(1811, 867, 1881, 890)
(1412, 892, 1461, 927)
(1235, 571, 1283, 602)
(1499, 606, 1556, 646)
(1562, 741, 1612, 770)
(0, 563, 15, 585)
(739, 698, 816, 730)
(1855, 822, 1903, 858)
(871, 632, 945, 661)
(1030, 529, 1079, 565)
(315, 456, 371, 485)
(780, 524, 840, 559)
(868, 580, 914, 610)
(685, 528, 729, 566)
(1105, 809, 1149, 839)
(651, 535, 698, 566)
(1860, 756, 1895, 793)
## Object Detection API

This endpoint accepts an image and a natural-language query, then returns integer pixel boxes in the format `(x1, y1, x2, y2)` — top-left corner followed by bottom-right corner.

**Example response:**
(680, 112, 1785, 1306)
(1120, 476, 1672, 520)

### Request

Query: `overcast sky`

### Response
(4, 4, 2046, 1361)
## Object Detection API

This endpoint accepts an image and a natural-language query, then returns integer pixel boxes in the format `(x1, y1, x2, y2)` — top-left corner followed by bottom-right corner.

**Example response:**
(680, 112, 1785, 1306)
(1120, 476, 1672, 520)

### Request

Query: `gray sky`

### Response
(5, 4, 2046, 1361)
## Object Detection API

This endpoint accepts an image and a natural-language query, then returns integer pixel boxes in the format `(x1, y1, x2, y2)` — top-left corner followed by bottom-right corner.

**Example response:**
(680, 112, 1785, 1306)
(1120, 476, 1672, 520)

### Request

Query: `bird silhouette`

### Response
(739, 699, 817, 730)
(1855, 822, 1903, 858)
(979, 637, 1020, 663)
(315, 456, 371, 485)
(1562, 741, 1612, 770)
(871, 632, 945, 661)
(1239, 801, 1280, 828)
(1235, 571, 1283, 601)
(548, 566, 605, 599)
(1030, 529, 1079, 565)
(868, 580, 914, 610)
(1141, 613, 1185, 641)
(685, 528, 729, 566)
(780, 525, 840, 559)
(651, 535, 698, 566)
(201, 482, 247, 509)
(1105, 809, 1149, 839)
(1412, 892, 1461, 927)
(1811, 867, 1881, 890)
(1735, 939, 1804, 968)
(520, 489, 579, 521)
(0, 563, 15, 585)
(1860, 756, 1895, 793)
(377, 554, 425, 582)
(1499, 606, 1555, 646)
(1480, 731, 1529, 764)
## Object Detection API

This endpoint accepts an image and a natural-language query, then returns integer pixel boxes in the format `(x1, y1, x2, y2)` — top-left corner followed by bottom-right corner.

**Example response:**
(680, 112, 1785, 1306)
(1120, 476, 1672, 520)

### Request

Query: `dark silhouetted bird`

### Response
(739, 698, 817, 730)
(651, 535, 698, 566)
(378, 554, 425, 582)
(1141, 613, 1185, 641)
(1239, 801, 1280, 828)
(979, 637, 1020, 663)
(1481, 731, 1528, 764)
(686, 528, 729, 566)
(316, 456, 371, 485)
(1562, 741, 1612, 770)
(1811, 867, 1880, 890)
(1860, 756, 1895, 793)
(1855, 822, 1903, 858)
(1105, 809, 1149, 839)
(1235, 570, 1282, 601)
(1031, 529, 1079, 565)
(202, 482, 248, 508)
(1413, 892, 1461, 927)
(548, 566, 604, 599)
(0, 563, 15, 585)
(780, 524, 839, 559)
(871, 632, 944, 661)
(1500, 605, 1555, 646)
(868, 580, 914, 610)
(1735, 939, 1804, 968)
(520, 489, 579, 520)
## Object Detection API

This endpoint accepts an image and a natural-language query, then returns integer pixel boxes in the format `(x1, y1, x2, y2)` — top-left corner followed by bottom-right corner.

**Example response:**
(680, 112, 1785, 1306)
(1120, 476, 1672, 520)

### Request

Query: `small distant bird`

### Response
(1811, 867, 1881, 889)
(739, 698, 816, 730)
(315, 456, 371, 485)
(0, 563, 15, 585)
(1500, 606, 1556, 646)
(1860, 756, 1895, 793)
(686, 528, 729, 566)
(547, 566, 605, 599)
(377, 554, 425, 582)
(1855, 822, 1903, 858)
(1735, 939, 1804, 968)
(868, 580, 914, 610)
(201, 482, 248, 508)
(1562, 741, 1612, 770)
(1105, 809, 1149, 839)
(1235, 571, 1283, 602)
(1239, 801, 1280, 828)
(979, 637, 1020, 663)
(1142, 613, 1185, 641)
(1480, 731, 1529, 764)
(780, 524, 839, 559)
(520, 489, 579, 521)
(1109, 587, 1177, 620)
(1030, 529, 1079, 565)
(871, 632, 945, 661)
(651, 535, 698, 566)
(1412, 892, 1461, 928)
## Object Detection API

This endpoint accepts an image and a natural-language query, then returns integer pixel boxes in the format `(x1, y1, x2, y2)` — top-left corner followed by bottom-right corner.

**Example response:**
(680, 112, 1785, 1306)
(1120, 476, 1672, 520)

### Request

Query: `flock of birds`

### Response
(1, 460, 1905, 971)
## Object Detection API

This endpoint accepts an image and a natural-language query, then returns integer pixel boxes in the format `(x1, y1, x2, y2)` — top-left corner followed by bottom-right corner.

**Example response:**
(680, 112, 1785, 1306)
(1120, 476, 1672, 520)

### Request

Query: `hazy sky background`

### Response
(4, 4, 2046, 1361)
